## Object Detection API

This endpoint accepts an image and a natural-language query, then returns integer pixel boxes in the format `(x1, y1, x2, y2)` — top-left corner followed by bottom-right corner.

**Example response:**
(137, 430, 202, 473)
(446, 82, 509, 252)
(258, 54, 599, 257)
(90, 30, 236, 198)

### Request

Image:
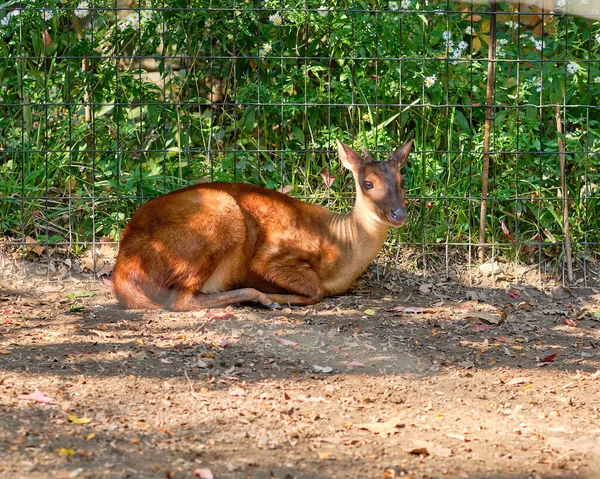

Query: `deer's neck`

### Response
(321, 194, 390, 294)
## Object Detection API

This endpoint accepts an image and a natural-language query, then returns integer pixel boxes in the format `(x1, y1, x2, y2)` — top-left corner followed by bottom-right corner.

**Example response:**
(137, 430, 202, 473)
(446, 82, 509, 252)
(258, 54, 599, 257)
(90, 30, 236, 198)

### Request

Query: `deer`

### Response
(112, 138, 413, 311)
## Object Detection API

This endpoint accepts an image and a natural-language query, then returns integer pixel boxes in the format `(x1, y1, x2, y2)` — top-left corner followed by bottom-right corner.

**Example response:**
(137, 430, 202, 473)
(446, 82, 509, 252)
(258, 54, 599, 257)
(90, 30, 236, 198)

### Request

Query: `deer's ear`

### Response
(388, 138, 414, 169)
(336, 140, 365, 173)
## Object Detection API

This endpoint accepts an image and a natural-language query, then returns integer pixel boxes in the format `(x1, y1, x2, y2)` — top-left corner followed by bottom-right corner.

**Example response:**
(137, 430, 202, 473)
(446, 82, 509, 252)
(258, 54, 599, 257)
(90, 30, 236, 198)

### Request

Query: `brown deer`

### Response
(112, 139, 413, 311)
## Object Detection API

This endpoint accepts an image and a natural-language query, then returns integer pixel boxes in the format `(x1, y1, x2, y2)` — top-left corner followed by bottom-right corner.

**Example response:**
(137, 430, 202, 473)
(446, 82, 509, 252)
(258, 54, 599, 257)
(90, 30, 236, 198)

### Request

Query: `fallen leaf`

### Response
(507, 289, 520, 299)
(55, 448, 75, 456)
(197, 359, 210, 368)
(17, 390, 56, 404)
(446, 433, 467, 442)
(355, 416, 405, 437)
(461, 311, 502, 325)
(407, 439, 452, 457)
(407, 446, 430, 456)
(363, 308, 376, 316)
(0, 348, 11, 355)
(318, 451, 333, 460)
(276, 338, 299, 347)
(313, 365, 333, 373)
(540, 353, 558, 363)
(68, 414, 92, 425)
(505, 376, 531, 386)
(229, 388, 246, 397)
(194, 468, 215, 479)
(68, 467, 85, 478)
(418, 283, 433, 294)
(562, 319, 578, 327)
(203, 311, 237, 320)
(394, 306, 437, 314)
(345, 361, 365, 368)
(492, 336, 514, 343)
(553, 285, 573, 300)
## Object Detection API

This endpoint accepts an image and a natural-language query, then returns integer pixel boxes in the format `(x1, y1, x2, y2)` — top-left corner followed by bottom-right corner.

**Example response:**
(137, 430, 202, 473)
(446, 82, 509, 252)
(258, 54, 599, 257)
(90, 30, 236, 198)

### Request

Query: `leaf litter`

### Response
(0, 273, 599, 478)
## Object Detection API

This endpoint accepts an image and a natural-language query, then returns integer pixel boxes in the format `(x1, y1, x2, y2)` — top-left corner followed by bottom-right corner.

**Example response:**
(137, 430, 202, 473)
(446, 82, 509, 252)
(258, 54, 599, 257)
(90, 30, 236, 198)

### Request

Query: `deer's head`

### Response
(337, 139, 413, 227)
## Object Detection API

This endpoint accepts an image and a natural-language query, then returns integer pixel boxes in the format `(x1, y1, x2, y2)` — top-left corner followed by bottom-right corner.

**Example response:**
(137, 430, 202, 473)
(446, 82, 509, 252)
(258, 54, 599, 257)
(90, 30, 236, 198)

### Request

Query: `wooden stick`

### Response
(478, 1, 497, 263)
(555, 104, 573, 283)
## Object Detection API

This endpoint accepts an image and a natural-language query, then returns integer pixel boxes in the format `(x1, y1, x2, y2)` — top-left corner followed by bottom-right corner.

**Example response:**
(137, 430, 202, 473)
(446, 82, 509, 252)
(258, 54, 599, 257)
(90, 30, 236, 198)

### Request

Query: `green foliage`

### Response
(1, 0, 599, 261)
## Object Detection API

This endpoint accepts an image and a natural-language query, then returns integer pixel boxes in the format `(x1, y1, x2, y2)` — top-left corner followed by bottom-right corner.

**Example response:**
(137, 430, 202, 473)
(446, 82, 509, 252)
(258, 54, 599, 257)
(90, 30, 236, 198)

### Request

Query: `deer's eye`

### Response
(363, 181, 374, 190)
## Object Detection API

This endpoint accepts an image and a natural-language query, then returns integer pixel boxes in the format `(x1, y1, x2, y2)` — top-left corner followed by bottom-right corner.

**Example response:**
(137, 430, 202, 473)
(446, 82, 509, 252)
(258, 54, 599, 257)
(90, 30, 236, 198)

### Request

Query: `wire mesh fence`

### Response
(0, 0, 599, 285)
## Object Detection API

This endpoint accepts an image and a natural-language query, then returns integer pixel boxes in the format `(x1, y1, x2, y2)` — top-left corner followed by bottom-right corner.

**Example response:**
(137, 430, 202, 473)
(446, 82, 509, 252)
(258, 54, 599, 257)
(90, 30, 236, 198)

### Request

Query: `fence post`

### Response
(478, 0, 497, 264)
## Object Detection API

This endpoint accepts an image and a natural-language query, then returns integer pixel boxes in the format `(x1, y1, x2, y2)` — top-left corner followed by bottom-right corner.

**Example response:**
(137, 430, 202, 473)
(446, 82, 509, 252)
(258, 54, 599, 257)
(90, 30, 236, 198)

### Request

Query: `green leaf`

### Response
(453, 109, 470, 134)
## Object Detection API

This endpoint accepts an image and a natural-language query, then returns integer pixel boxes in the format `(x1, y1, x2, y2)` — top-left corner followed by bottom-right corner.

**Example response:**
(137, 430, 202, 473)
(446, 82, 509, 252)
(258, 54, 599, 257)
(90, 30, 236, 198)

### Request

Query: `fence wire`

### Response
(0, 0, 599, 285)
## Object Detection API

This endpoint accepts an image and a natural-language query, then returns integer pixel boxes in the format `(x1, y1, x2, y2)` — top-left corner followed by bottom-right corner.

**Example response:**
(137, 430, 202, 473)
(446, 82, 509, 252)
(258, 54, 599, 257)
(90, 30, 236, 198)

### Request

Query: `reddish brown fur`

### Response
(112, 140, 413, 310)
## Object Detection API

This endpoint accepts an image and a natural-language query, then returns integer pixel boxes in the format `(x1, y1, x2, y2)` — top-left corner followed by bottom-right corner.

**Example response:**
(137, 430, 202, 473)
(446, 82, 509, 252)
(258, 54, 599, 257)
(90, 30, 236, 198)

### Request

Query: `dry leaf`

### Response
(68, 414, 92, 425)
(203, 311, 237, 320)
(279, 185, 294, 195)
(355, 416, 404, 437)
(506, 377, 531, 386)
(363, 308, 376, 316)
(553, 285, 573, 300)
(563, 319, 578, 327)
(55, 448, 75, 456)
(17, 390, 56, 404)
(540, 353, 558, 363)
(194, 468, 215, 479)
(318, 451, 333, 460)
(276, 337, 298, 347)
(461, 311, 502, 325)
(319, 167, 336, 188)
(229, 388, 247, 397)
(418, 283, 433, 294)
(394, 306, 437, 314)
(313, 365, 333, 373)
(345, 361, 365, 368)
(407, 440, 452, 457)
(500, 221, 518, 245)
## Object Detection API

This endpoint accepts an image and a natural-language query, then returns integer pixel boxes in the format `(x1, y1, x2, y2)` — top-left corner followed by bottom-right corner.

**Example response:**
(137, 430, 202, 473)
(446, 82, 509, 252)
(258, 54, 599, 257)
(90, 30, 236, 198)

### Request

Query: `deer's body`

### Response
(112, 140, 413, 310)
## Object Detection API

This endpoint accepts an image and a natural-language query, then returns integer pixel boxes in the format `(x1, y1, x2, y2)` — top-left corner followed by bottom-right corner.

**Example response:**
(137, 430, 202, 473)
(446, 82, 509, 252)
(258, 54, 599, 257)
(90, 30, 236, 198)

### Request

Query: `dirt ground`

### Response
(1, 260, 600, 479)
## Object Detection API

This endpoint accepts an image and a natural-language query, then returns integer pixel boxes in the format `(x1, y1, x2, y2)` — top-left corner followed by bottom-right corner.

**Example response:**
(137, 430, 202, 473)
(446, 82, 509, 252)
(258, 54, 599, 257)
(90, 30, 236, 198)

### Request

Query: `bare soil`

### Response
(1, 264, 600, 479)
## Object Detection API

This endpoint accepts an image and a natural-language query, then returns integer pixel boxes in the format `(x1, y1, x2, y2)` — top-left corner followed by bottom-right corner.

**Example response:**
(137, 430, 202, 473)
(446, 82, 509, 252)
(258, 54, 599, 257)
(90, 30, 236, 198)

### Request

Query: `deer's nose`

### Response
(388, 208, 407, 225)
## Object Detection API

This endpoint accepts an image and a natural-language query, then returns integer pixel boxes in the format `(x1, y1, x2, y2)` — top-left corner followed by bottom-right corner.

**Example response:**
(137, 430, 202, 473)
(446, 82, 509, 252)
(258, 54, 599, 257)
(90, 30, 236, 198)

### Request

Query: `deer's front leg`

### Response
(251, 252, 325, 306)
